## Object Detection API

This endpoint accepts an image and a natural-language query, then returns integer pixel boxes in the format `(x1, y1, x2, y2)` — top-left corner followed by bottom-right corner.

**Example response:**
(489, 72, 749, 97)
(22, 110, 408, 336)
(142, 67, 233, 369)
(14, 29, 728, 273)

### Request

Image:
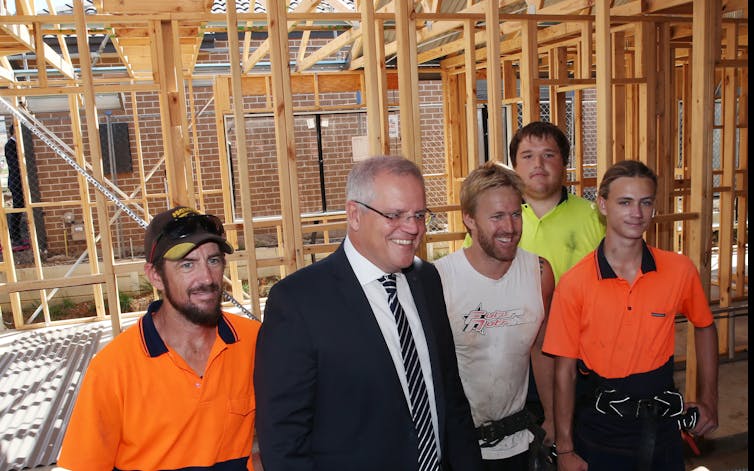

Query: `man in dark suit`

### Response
(255, 155, 483, 471)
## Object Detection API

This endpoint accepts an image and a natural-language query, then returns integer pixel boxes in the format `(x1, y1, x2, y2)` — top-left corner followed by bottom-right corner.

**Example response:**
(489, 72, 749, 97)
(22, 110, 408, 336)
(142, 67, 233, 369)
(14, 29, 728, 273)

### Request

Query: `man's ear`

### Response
(461, 212, 476, 238)
(597, 196, 608, 217)
(346, 200, 361, 231)
(144, 263, 165, 292)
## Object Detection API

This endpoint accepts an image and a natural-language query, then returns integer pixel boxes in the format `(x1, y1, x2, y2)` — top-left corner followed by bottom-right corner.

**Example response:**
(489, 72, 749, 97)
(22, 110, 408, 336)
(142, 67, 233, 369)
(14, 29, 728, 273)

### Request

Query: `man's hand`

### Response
(686, 401, 718, 437)
(541, 417, 555, 446)
(558, 451, 587, 471)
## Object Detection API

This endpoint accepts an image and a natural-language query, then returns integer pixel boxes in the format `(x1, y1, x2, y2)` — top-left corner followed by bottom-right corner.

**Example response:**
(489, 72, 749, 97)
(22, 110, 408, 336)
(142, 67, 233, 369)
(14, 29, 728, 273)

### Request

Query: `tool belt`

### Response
(477, 409, 555, 471)
(476, 409, 533, 448)
(593, 388, 685, 420)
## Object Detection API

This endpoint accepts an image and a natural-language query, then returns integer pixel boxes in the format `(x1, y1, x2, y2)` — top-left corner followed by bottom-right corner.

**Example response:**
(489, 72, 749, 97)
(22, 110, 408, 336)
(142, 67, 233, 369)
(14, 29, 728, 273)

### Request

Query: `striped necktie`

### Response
(378, 274, 440, 471)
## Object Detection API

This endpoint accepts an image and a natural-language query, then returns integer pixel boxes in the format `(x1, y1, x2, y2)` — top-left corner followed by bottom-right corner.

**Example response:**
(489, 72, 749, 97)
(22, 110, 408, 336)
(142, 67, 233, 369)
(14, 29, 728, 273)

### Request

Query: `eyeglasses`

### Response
(148, 214, 225, 263)
(354, 201, 434, 226)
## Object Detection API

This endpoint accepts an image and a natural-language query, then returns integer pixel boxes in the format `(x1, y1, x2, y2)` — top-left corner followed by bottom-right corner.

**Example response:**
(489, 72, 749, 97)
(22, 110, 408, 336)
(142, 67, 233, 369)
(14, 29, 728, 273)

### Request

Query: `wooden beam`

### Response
(376, 19, 390, 155)
(486, 0, 504, 161)
(224, 1, 262, 318)
(685, 0, 721, 402)
(716, 23, 738, 351)
(395, 1, 422, 164)
(360, 0, 384, 155)
(0, 22, 75, 78)
(244, 0, 320, 73)
(73, 0, 121, 334)
(154, 19, 194, 207)
(464, 19, 479, 172)
(595, 0, 612, 174)
(636, 21, 657, 167)
(612, 31, 626, 162)
(268, 1, 304, 274)
(549, 46, 568, 130)
(734, 64, 747, 298)
(520, 19, 540, 125)
(33, 21, 47, 87)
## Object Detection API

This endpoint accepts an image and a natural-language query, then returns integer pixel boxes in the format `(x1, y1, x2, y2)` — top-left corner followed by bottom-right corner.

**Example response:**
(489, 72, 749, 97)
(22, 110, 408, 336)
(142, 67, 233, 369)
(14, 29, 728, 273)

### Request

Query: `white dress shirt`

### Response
(343, 236, 441, 454)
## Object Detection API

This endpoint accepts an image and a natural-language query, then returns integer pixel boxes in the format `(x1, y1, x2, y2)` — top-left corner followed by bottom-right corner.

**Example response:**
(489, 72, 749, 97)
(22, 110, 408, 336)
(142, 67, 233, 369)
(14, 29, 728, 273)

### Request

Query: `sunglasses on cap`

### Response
(148, 214, 225, 264)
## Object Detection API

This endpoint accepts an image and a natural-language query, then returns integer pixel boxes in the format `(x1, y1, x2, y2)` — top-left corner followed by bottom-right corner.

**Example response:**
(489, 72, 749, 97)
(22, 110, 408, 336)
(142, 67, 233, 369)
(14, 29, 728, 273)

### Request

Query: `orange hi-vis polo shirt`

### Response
(58, 301, 260, 471)
(543, 241, 714, 379)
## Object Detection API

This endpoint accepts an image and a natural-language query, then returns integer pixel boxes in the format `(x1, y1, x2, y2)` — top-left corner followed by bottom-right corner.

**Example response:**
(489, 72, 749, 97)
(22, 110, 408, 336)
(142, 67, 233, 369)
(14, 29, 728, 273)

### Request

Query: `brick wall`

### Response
(3, 79, 448, 259)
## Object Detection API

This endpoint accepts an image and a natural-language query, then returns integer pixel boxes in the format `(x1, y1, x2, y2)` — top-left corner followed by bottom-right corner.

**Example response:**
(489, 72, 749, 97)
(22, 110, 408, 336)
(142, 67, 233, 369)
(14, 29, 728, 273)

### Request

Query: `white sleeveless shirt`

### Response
(435, 247, 544, 460)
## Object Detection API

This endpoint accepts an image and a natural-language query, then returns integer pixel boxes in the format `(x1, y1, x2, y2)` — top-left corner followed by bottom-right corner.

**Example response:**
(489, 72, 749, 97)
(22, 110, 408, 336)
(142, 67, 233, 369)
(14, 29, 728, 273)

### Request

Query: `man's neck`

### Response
(462, 246, 513, 280)
(602, 235, 644, 283)
(153, 306, 217, 376)
(524, 187, 565, 218)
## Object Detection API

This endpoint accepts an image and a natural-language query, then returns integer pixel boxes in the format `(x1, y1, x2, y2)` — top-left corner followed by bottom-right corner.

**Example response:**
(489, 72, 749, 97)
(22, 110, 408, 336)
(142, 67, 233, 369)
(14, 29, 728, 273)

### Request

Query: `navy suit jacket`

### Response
(254, 245, 483, 471)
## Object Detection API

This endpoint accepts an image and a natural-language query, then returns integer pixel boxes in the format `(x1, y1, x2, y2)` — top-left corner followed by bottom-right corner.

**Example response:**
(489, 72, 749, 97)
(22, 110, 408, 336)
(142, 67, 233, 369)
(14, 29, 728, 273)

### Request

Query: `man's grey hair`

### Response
(345, 155, 425, 204)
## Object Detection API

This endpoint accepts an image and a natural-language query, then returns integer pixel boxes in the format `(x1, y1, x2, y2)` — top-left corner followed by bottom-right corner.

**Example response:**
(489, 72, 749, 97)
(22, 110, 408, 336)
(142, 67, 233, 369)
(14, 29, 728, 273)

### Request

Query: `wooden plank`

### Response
(244, 0, 320, 72)
(68, 93, 109, 323)
(580, 20, 593, 78)
(226, 0, 261, 318)
(636, 21, 657, 168)
(464, 19, 479, 173)
(595, 0, 612, 174)
(395, 1, 422, 165)
(685, 0, 721, 402)
(485, 0, 504, 162)
(612, 31, 626, 162)
(549, 46, 568, 130)
(716, 23, 738, 351)
(656, 23, 676, 250)
(734, 64, 747, 298)
(268, 1, 304, 274)
(297, 27, 359, 73)
(360, 0, 383, 155)
(33, 21, 47, 88)
(520, 19, 540, 124)
(375, 19, 391, 155)
(73, 0, 121, 334)
(101, 0, 212, 14)
(0, 274, 108, 295)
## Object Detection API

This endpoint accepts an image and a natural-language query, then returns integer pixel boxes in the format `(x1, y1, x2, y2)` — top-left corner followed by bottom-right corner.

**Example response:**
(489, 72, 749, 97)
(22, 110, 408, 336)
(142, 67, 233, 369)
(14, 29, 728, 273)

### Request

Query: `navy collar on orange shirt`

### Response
(140, 300, 239, 358)
(596, 239, 657, 280)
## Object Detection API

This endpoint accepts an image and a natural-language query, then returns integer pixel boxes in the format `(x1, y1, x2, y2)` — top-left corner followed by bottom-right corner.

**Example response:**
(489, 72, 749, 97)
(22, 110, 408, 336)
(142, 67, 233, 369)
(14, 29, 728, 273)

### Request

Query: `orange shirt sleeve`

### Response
(57, 355, 123, 470)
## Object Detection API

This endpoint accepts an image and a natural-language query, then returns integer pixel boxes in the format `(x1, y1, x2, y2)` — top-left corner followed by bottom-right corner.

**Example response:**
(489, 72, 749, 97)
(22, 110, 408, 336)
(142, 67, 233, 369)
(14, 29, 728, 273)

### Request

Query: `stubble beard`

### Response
(477, 228, 517, 263)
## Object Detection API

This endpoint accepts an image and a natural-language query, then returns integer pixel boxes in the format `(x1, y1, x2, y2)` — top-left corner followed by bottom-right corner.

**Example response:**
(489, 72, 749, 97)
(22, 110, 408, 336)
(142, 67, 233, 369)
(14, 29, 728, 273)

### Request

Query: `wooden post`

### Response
(485, 0, 503, 161)
(612, 31, 626, 163)
(520, 19, 540, 124)
(73, 0, 121, 335)
(227, 1, 262, 318)
(395, 1, 422, 165)
(685, 0, 721, 401)
(464, 19, 479, 172)
(268, 1, 305, 274)
(153, 19, 194, 207)
(595, 0, 613, 176)
(360, 0, 384, 155)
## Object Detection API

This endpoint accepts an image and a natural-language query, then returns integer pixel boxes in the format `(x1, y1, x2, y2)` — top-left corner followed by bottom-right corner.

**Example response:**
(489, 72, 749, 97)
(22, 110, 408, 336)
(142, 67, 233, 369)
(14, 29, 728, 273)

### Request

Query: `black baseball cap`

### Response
(144, 206, 233, 264)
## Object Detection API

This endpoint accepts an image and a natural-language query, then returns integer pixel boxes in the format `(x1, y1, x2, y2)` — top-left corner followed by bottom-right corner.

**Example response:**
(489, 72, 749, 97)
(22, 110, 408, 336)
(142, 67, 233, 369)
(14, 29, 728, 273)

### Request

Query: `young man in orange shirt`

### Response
(543, 160, 718, 471)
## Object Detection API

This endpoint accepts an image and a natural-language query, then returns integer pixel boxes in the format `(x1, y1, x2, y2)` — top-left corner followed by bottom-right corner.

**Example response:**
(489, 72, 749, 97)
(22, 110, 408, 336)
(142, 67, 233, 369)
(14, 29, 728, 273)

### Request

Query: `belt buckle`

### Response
(478, 421, 496, 443)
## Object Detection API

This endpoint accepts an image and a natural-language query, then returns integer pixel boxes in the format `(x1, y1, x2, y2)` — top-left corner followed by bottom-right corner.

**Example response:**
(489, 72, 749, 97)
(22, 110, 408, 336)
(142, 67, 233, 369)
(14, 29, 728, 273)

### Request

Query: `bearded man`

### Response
(436, 161, 555, 471)
(58, 207, 260, 471)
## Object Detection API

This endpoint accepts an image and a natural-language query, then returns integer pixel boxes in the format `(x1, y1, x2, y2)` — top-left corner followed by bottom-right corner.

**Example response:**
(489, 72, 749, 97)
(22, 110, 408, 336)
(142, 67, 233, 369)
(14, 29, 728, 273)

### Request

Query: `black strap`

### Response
(476, 409, 533, 447)
(636, 401, 659, 470)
